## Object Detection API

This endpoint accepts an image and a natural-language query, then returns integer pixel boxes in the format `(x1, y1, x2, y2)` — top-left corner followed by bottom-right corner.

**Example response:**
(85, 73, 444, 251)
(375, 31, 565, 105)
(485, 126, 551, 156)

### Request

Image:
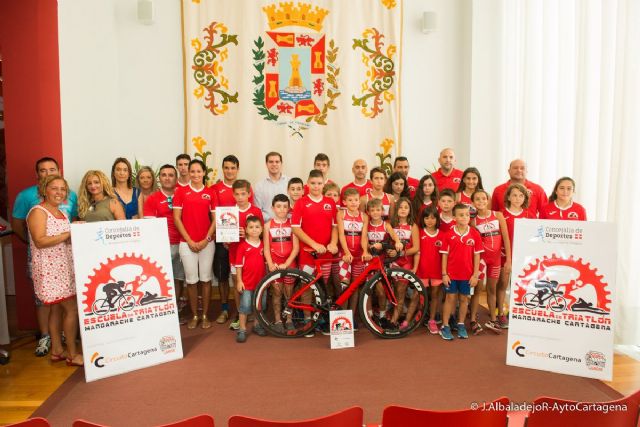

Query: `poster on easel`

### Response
(71, 218, 183, 382)
(506, 219, 615, 380)
(329, 309, 354, 349)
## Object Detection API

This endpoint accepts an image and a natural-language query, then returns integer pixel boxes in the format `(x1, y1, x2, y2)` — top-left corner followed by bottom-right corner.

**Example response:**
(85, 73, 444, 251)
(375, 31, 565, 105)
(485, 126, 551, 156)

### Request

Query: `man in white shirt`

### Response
(254, 152, 289, 222)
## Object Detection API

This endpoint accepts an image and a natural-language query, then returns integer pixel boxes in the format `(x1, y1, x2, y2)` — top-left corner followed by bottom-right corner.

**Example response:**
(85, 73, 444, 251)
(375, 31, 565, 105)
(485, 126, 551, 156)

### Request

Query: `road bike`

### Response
(252, 246, 427, 339)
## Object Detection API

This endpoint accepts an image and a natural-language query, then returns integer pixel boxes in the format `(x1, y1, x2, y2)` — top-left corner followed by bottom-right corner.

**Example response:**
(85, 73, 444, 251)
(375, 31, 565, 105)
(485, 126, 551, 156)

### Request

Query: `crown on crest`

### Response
(262, 2, 329, 31)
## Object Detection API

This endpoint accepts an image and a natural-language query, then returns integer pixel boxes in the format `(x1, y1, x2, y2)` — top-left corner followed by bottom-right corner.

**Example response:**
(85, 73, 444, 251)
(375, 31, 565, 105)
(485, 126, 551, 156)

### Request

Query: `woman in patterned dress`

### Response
(27, 175, 83, 366)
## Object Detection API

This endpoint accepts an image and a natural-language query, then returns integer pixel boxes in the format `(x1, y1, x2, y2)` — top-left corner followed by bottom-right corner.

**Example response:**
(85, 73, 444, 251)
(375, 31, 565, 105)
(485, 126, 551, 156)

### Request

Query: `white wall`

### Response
(401, 0, 471, 178)
(58, 0, 469, 188)
(58, 0, 184, 189)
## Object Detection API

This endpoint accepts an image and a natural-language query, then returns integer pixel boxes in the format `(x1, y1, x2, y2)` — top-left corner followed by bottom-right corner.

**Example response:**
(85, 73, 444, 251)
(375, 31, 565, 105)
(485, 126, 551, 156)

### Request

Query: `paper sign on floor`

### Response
(329, 310, 354, 349)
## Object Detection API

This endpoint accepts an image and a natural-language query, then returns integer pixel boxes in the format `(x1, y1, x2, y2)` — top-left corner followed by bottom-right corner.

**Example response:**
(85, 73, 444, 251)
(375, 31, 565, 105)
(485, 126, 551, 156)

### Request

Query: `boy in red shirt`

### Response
(264, 194, 299, 332)
(235, 217, 266, 343)
(440, 203, 483, 340)
(228, 180, 263, 330)
(291, 169, 339, 337)
(438, 189, 456, 233)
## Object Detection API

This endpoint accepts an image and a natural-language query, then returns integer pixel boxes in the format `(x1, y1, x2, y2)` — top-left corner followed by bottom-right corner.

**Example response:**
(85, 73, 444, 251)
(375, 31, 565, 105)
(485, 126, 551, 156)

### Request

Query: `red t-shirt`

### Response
(235, 240, 265, 291)
(417, 229, 444, 280)
(212, 181, 255, 207)
(491, 180, 548, 218)
(431, 168, 463, 192)
(502, 208, 532, 257)
(406, 176, 419, 199)
(172, 185, 216, 242)
(440, 226, 484, 280)
(415, 200, 434, 219)
(340, 181, 373, 199)
(341, 211, 364, 255)
(439, 214, 455, 234)
(143, 190, 180, 244)
(177, 181, 190, 189)
(268, 217, 294, 259)
(474, 211, 503, 264)
(291, 195, 337, 251)
(539, 201, 587, 221)
(229, 204, 263, 265)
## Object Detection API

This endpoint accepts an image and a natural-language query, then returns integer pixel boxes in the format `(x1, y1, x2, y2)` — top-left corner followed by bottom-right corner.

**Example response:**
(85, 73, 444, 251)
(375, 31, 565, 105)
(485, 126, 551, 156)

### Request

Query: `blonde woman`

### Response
(136, 166, 157, 218)
(26, 175, 82, 366)
(78, 170, 126, 222)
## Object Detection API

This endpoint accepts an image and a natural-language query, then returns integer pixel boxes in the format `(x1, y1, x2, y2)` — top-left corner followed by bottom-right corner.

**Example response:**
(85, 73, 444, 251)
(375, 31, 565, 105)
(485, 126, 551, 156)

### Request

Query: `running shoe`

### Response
(229, 318, 240, 330)
(35, 335, 51, 357)
(498, 315, 509, 329)
(439, 325, 454, 341)
(236, 330, 247, 343)
(427, 320, 439, 335)
(484, 320, 502, 334)
(457, 323, 469, 339)
(252, 324, 267, 337)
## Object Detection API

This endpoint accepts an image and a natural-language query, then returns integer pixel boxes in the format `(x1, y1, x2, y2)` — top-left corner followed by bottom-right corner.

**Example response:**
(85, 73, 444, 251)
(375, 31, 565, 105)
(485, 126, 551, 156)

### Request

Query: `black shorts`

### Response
(213, 243, 230, 281)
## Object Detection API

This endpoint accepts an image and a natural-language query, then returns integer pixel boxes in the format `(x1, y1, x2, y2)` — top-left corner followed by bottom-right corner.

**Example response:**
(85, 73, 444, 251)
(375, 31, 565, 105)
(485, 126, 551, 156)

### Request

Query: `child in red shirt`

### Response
(440, 203, 483, 340)
(229, 180, 263, 330)
(416, 205, 445, 335)
(438, 189, 456, 233)
(539, 177, 587, 221)
(263, 194, 299, 332)
(291, 170, 339, 335)
(235, 217, 266, 343)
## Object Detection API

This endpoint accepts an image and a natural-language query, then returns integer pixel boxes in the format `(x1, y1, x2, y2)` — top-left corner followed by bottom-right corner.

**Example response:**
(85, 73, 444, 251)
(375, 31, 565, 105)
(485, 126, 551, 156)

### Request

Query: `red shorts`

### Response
(479, 257, 501, 280)
(420, 278, 443, 286)
(298, 251, 333, 283)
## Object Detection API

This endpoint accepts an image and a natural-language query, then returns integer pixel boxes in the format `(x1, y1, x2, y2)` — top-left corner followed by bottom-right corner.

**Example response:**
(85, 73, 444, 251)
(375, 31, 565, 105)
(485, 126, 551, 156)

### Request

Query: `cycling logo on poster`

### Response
(80, 254, 176, 332)
(511, 254, 611, 331)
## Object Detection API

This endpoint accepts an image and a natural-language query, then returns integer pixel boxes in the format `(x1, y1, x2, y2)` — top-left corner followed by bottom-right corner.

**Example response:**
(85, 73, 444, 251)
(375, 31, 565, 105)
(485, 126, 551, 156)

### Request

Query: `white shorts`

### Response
(179, 241, 215, 284)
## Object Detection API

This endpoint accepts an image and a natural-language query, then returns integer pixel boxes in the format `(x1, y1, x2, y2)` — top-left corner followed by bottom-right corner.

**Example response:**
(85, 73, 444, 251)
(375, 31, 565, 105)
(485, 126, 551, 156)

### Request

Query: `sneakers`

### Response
(215, 310, 229, 324)
(252, 324, 267, 337)
(439, 325, 454, 340)
(498, 315, 509, 329)
(320, 323, 331, 336)
(427, 320, 439, 335)
(187, 316, 199, 330)
(229, 318, 240, 330)
(399, 320, 409, 331)
(470, 320, 483, 335)
(236, 330, 247, 343)
(303, 320, 315, 338)
(35, 335, 51, 357)
(484, 320, 502, 334)
(273, 322, 285, 334)
(201, 315, 212, 329)
(378, 316, 393, 329)
(457, 323, 468, 339)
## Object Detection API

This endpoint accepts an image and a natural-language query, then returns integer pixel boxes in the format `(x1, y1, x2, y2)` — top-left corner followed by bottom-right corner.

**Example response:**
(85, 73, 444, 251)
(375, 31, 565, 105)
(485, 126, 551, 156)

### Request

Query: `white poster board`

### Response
(216, 206, 240, 243)
(71, 219, 183, 382)
(506, 219, 615, 380)
(329, 310, 354, 349)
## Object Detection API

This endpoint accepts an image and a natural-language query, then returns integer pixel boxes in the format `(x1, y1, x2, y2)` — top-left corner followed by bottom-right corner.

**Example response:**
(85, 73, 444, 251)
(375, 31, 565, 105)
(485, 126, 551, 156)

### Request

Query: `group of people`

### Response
(12, 148, 587, 360)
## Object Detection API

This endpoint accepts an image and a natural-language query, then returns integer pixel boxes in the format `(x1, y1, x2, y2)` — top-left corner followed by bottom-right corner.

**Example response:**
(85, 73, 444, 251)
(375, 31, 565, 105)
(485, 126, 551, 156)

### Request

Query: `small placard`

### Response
(216, 206, 240, 243)
(329, 310, 355, 349)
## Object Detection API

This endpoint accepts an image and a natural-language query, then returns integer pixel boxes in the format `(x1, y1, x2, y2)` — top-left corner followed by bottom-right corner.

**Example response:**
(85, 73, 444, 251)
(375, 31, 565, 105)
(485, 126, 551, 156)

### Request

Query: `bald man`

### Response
(431, 148, 464, 192)
(340, 159, 373, 199)
(491, 159, 548, 217)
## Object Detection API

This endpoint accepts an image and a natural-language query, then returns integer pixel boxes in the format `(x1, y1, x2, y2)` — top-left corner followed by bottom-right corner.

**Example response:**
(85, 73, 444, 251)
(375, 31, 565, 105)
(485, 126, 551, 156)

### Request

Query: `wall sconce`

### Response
(138, 0, 154, 25)
(422, 11, 437, 34)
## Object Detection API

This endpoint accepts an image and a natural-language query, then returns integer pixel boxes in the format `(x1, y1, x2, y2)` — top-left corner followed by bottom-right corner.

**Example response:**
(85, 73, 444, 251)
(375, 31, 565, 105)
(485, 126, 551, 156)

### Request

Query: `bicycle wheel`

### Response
(358, 268, 427, 339)
(253, 269, 327, 338)
(522, 293, 540, 309)
(119, 294, 137, 311)
(548, 296, 567, 312)
(92, 299, 110, 315)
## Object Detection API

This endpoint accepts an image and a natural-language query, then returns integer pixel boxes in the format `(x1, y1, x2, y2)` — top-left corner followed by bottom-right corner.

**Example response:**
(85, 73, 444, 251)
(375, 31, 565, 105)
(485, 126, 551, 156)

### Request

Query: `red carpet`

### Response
(32, 316, 622, 426)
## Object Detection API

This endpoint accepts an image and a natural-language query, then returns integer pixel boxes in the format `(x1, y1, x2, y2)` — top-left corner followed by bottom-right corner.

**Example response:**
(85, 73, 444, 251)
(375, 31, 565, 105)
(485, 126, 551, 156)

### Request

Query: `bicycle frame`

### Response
(286, 255, 399, 312)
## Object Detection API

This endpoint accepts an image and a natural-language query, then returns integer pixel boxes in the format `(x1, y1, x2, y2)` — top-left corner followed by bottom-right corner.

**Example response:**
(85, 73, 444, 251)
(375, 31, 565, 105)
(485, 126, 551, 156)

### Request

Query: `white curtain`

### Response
(469, 0, 640, 346)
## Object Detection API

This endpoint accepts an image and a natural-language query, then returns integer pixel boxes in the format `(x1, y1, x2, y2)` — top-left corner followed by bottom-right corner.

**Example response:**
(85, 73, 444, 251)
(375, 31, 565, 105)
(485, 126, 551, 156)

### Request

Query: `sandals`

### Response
(50, 351, 69, 363)
(66, 354, 84, 367)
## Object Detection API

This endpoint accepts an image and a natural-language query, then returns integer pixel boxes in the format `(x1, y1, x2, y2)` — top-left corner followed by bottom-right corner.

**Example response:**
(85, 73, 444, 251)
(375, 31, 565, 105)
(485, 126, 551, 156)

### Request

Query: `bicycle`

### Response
(92, 288, 137, 315)
(522, 284, 567, 312)
(252, 244, 428, 339)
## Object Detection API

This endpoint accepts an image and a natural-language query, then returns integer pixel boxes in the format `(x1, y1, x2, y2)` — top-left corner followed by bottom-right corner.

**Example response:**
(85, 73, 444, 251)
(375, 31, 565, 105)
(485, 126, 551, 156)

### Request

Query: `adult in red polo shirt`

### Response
(491, 159, 548, 218)
(393, 156, 420, 198)
(431, 148, 464, 192)
(340, 159, 373, 199)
